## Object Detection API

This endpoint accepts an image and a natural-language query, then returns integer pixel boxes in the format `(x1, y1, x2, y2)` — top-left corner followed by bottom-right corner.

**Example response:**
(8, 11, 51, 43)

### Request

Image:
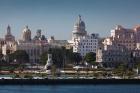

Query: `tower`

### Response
(72, 15, 87, 40)
(36, 29, 41, 38)
(22, 26, 31, 42)
(5, 25, 15, 41)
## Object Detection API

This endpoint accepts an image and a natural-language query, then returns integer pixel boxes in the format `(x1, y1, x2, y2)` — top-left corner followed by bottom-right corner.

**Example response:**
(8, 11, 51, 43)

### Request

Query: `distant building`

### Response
(73, 33, 98, 57)
(69, 15, 99, 57)
(5, 25, 15, 42)
(2, 26, 49, 63)
(96, 25, 140, 63)
(2, 25, 16, 55)
(48, 36, 69, 48)
(15, 26, 48, 63)
(22, 26, 31, 42)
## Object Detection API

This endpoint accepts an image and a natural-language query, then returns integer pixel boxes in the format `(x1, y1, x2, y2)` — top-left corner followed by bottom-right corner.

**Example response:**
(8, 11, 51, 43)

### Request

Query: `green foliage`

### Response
(7, 50, 29, 63)
(113, 63, 136, 78)
(40, 47, 82, 67)
(14, 50, 29, 63)
(40, 51, 48, 65)
(72, 53, 82, 64)
(84, 52, 96, 64)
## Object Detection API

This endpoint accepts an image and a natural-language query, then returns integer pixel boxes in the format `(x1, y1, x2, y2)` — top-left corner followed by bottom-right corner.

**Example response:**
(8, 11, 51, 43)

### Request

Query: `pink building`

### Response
(110, 25, 140, 50)
(96, 25, 140, 63)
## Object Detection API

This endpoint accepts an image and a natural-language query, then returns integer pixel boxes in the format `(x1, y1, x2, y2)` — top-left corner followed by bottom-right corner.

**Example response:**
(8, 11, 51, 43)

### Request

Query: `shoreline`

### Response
(0, 79, 140, 85)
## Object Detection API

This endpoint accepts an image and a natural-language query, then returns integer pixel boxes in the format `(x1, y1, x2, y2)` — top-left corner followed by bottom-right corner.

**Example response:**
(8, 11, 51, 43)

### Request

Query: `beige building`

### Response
(2, 26, 49, 63)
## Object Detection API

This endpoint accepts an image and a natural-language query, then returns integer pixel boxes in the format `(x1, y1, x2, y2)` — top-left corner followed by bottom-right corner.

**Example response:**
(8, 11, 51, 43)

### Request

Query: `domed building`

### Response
(22, 26, 31, 42)
(69, 15, 99, 57)
(72, 15, 87, 40)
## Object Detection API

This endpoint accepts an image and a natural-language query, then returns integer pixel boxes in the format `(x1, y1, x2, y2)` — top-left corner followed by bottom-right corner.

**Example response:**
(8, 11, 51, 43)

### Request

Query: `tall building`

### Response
(70, 15, 99, 57)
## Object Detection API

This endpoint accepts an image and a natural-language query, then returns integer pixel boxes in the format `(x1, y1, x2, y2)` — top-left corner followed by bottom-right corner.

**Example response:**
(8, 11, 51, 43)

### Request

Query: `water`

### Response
(0, 85, 140, 93)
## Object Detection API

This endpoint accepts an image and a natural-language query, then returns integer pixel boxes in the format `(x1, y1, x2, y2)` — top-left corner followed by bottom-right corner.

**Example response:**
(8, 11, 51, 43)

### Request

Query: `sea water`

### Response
(0, 85, 140, 93)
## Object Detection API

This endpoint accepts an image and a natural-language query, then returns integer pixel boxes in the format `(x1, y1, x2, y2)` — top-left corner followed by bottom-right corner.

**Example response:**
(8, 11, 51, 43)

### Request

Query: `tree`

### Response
(84, 52, 96, 64)
(7, 50, 29, 63)
(40, 51, 48, 65)
(40, 47, 83, 67)
(13, 50, 29, 63)
(72, 53, 82, 65)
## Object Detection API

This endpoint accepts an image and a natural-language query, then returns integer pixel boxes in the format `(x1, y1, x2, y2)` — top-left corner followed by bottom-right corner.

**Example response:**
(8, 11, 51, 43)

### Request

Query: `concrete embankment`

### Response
(0, 79, 140, 85)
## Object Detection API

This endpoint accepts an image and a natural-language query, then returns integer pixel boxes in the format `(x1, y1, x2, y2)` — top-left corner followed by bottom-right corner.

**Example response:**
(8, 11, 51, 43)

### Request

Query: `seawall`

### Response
(0, 79, 140, 85)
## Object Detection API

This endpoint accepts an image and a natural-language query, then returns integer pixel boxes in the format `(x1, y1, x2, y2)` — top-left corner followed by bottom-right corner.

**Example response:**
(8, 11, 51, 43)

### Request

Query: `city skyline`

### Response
(0, 0, 140, 40)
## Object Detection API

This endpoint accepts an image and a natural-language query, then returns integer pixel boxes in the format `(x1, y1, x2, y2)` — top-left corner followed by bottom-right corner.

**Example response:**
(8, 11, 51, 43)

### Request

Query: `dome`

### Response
(75, 15, 85, 27)
(23, 26, 31, 33)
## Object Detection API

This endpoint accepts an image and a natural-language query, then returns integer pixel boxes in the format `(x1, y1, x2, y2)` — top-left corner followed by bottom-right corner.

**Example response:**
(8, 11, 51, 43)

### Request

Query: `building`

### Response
(2, 25, 16, 55)
(69, 15, 99, 57)
(73, 33, 98, 57)
(48, 36, 69, 48)
(15, 26, 48, 63)
(2, 26, 49, 63)
(5, 25, 15, 42)
(72, 15, 87, 40)
(96, 37, 131, 63)
(96, 25, 140, 63)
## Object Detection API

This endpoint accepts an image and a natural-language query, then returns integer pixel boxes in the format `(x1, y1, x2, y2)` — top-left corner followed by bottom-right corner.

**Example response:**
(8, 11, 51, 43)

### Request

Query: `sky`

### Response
(0, 0, 140, 40)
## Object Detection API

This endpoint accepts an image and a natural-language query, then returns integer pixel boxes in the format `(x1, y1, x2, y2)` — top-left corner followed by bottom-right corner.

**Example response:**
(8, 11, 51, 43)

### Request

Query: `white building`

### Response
(70, 15, 99, 57)
(73, 33, 98, 57)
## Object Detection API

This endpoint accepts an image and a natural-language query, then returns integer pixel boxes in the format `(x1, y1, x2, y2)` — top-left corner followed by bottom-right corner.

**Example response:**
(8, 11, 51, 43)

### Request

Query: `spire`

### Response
(7, 25, 11, 35)
(78, 14, 82, 22)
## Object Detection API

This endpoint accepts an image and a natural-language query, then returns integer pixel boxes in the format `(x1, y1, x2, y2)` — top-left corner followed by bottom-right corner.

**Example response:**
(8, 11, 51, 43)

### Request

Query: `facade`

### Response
(96, 25, 140, 63)
(70, 15, 99, 57)
(96, 37, 131, 63)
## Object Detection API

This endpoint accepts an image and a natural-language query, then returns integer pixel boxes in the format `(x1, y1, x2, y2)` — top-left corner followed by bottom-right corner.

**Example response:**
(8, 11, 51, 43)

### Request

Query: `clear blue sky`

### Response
(0, 0, 140, 40)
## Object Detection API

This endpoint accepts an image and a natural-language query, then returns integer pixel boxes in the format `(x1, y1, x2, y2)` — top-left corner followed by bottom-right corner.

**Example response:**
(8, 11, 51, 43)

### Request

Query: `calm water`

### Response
(0, 85, 140, 93)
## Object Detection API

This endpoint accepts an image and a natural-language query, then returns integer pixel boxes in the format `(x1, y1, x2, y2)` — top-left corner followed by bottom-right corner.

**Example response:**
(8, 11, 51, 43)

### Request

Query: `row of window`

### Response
(82, 40, 97, 42)
(78, 49, 96, 52)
